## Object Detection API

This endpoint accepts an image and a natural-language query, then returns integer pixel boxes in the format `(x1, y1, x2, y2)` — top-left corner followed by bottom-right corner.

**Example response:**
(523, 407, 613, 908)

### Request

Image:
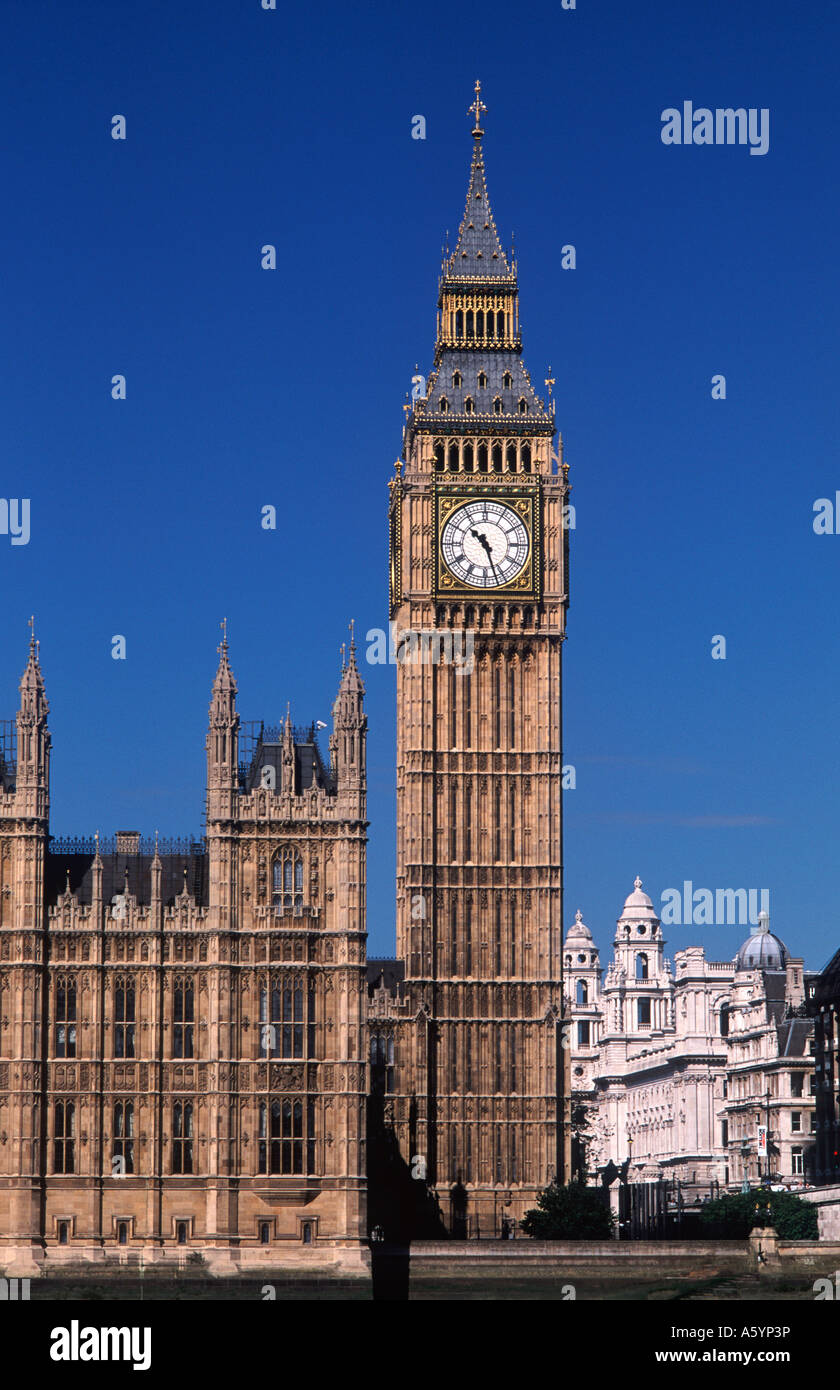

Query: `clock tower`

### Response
(385, 86, 571, 1235)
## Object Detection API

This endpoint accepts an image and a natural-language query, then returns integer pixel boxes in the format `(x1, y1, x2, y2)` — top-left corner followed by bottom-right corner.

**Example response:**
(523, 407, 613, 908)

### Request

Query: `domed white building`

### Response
(564, 881, 819, 1196)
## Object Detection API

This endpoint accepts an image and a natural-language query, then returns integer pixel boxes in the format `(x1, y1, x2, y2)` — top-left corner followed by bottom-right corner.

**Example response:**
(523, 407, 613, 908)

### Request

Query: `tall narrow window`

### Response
(576, 979, 588, 1005)
(282, 1099, 304, 1174)
(508, 667, 516, 745)
(449, 789, 457, 861)
(55, 980, 76, 1058)
(506, 442, 517, 472)
(113, 1100, 134, 1174)
(635, 953, 649, 981)
(494, 899, 502, 977)
(476, 309, 484, 337)
(509, 784, 516, 860)
(466, 309, 474, 338)
(54, 1100, 74, 1173)
(494, 783, 502, 861)
(448, 441, 459, 471)
(173, 981, 194, 1059)
(510, 900, 516, 976)
(477, 440, 488, 472)
(115, 981, 135, 1058)
(510, 1024, 517, 1092)
(449, 666, 456, 747)
(465, 1031, 473, 1092)
(492, 441, 502, 469)
(511, 1126, 518, 1184)
(455, 309, 464, 338)
(494, 1030, 502, 1092)
(370, 1033, 395, 1095)
(494, 665, 502, 747)
(172, 1100, 194, 1173)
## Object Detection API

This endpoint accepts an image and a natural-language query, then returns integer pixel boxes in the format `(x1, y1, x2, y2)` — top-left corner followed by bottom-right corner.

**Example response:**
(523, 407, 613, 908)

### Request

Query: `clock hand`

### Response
(470, 528, 501, 583)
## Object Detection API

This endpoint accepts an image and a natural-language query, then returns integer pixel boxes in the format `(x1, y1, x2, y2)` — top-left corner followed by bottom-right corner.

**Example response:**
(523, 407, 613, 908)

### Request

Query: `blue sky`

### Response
(2, 0, 838, 970)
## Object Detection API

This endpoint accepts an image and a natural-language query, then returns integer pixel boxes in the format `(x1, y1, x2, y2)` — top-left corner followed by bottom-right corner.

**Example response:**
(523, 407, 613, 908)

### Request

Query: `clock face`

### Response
(441, 499, 530, 589)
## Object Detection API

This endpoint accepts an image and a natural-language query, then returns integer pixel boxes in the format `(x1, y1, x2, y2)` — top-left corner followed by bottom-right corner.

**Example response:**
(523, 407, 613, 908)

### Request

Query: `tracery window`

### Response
(115, 979, 135, 1058)
(272, 849, 303, 910)
(258, 1098, 316, 1174)
(258, 977, 315, 1058)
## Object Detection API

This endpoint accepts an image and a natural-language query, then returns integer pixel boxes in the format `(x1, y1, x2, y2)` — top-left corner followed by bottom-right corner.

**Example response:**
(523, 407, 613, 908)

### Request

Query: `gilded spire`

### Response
(469, 79, 486, 140)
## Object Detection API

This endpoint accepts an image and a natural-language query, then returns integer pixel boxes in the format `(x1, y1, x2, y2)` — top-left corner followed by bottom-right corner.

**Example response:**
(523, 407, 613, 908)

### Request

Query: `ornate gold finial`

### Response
(545, 367, 555, 397)
(340, 642, 346, 671)
(469, 80, 486, 139)
(218, 616, 228, 657)
(349, 618, 356, 657)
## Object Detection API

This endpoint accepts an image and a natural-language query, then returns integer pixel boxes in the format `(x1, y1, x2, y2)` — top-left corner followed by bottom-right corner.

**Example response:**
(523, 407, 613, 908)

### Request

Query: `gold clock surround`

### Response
(434, 484, 540, 599)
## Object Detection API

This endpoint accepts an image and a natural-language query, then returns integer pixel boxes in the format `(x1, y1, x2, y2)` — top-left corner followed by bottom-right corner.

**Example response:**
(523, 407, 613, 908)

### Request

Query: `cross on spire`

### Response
(469, 80, 486, 139)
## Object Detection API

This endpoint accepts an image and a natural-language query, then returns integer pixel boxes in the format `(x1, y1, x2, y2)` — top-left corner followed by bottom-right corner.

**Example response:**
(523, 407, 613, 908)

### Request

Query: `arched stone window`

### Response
(635, 953, 649, 980)
(452, 371, 462, 387)
(439, 397, 449, 413)
(576, 979, 588, 1005)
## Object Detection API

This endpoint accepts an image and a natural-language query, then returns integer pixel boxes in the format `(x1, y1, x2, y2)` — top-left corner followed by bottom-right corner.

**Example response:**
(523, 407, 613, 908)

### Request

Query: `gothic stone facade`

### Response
(0, 638, 368, 1274)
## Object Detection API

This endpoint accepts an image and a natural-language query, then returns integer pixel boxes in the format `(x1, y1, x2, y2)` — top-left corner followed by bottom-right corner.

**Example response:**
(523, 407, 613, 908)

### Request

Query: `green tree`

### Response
(520, 1180, 614, 1240)
(699, 1187, 818, 1240)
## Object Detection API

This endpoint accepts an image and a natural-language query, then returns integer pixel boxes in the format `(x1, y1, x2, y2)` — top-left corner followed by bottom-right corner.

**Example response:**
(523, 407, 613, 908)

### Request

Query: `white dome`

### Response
(565, 908, 594, 945)
(620, 875, 658, 920)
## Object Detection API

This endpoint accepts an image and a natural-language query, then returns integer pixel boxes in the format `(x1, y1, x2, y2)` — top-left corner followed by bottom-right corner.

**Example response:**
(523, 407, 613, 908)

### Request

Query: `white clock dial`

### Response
(441, 500, 530, 588)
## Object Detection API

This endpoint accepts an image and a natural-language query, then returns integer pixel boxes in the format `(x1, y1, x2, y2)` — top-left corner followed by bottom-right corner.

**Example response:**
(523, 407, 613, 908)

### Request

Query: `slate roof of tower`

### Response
(423, 350, 551, 422)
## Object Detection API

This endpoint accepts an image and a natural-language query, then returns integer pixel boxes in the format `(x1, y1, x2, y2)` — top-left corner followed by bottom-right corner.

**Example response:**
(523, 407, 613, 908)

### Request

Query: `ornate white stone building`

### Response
(564, 879, 819, 1196)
